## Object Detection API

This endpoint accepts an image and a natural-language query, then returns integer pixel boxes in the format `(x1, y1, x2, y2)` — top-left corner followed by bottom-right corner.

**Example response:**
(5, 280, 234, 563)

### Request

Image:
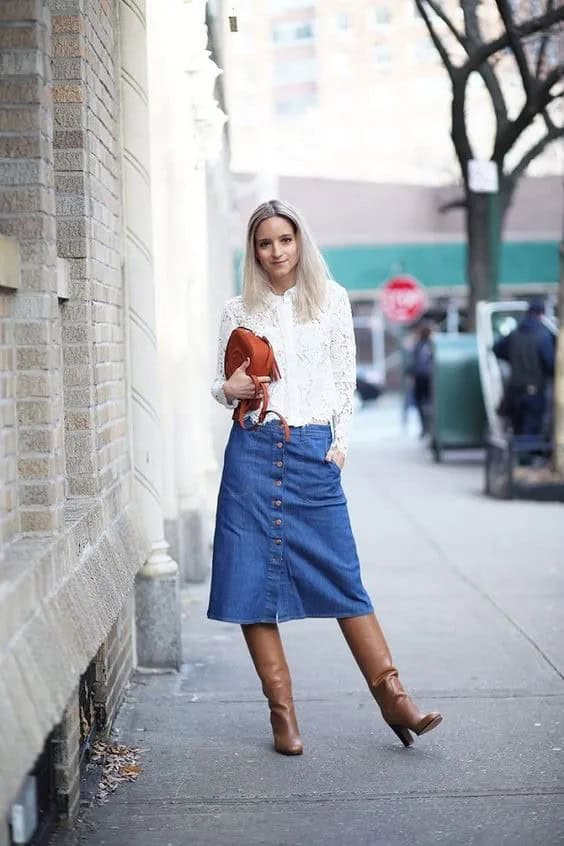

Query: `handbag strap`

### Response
(236, 378, 290, 441)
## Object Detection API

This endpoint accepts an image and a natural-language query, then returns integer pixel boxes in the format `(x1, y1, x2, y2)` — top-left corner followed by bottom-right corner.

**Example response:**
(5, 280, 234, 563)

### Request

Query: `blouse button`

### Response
(275, 538, 282, 545)
(275, 480, 282, 487)
(275, 461, 283, 468)
(274, 499, 282, 507)
(276, 442, 283, 448)
(275, 518, 282, 526)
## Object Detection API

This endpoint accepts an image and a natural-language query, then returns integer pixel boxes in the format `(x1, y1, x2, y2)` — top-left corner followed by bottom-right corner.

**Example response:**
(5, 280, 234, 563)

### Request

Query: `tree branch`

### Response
(451, 80, 473, 167)
(425, 0, 466, 45)
(464, 5, 564, 76)
(414, 0, 457, 82)
(413, 2, 564, 183)
(542, 106, 557, 135)
(438, 198, 467, 213)
(495, 61, 564, 158)
(461, 0, 508, 134)
(418, 3, 564, 170)
(495, 0, 534, 99)
(535, 0, 556, 79)
(507, 123, 564, 185)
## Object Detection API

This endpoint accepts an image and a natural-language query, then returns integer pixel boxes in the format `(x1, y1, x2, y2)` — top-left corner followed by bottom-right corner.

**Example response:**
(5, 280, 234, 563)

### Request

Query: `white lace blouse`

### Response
(211, 279, 356, 455)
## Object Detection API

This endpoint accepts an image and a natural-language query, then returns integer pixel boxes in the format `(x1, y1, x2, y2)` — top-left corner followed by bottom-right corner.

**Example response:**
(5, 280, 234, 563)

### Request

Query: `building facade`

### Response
(0, 1, 231, 842)
(223, 0, 562, 184)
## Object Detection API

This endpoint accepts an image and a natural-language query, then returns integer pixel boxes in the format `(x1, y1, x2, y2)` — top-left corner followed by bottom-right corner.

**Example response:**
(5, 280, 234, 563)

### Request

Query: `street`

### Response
(55, 398, 564, 846)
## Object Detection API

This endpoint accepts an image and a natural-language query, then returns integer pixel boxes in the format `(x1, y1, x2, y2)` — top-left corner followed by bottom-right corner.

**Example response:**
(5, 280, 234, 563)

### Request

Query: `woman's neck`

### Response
(267, 273, 297, 296)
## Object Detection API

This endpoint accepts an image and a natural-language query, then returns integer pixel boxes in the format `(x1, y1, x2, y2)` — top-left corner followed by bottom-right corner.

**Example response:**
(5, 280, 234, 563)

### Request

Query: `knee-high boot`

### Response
(338, 613, 442, 747)
(242, 623, 303, 756)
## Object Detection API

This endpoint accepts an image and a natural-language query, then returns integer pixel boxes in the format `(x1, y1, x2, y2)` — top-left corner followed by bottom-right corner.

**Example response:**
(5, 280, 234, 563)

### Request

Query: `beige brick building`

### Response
(224, 0, 562, 183)
(0, 2, 144, 838)
(0, 1, 232, 842)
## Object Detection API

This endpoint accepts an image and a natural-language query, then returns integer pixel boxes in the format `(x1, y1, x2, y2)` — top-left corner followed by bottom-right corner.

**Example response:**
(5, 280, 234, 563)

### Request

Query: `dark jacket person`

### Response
(493, 300, 555, 437)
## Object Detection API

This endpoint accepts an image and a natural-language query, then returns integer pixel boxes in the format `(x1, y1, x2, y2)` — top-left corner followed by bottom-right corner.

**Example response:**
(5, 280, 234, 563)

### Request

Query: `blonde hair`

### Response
(242, 199, 332, 323)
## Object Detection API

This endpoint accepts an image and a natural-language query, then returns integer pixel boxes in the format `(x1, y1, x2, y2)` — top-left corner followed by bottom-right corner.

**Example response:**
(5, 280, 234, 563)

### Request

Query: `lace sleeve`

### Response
(211, 303, 238, 409)
(330, 286, 356, 456)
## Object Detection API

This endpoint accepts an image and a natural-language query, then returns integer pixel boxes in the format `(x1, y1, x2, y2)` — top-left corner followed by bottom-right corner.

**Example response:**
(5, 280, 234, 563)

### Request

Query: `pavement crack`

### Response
(106, 788, 564, 809)
(144, 690, 564, 704)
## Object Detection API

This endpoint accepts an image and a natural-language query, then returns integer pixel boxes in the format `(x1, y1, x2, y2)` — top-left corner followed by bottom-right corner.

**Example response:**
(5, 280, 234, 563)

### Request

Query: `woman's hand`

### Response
(223, 358, 271, 402)
(325, 448, 345, 469)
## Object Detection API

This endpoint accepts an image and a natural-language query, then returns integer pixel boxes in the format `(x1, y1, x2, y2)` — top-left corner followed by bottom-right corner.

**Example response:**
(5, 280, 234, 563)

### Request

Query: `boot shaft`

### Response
(242, 623, 303, 755)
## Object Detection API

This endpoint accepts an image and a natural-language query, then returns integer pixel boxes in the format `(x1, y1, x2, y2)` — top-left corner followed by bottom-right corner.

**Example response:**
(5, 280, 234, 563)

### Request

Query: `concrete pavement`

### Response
(52, 397, 564, 845)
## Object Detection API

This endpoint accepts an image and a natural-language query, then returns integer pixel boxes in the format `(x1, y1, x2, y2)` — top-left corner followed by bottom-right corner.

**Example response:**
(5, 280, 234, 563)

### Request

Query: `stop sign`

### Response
(381, 275, 428, 324)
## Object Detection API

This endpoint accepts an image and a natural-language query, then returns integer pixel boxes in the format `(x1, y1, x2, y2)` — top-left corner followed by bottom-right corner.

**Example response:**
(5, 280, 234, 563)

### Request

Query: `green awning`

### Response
(320, 240, 559, 291)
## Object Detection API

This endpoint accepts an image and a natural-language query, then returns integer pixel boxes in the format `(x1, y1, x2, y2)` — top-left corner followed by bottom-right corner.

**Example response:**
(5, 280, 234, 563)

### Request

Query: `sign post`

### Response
(468, 158, 500, 303)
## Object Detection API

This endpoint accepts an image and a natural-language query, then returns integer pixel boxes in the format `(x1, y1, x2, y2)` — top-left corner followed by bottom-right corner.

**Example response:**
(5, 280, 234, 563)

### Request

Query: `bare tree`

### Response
(414, 0, 564, 326)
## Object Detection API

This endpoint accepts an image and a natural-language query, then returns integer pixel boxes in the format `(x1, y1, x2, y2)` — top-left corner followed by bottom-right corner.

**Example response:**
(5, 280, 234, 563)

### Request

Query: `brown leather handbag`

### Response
(224, 327, 290, 440)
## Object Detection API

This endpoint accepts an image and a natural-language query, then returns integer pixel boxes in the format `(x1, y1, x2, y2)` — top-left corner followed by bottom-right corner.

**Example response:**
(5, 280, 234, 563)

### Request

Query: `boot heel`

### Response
(390, 725, 414, 747)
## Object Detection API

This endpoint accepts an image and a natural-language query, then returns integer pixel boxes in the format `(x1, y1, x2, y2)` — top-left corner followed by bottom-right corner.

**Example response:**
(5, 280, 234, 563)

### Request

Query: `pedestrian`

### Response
(493, 299, 555, 441)
(400, 331, 417, 429)
(208, 200, 442, 755)
(409, 324, 433, 438)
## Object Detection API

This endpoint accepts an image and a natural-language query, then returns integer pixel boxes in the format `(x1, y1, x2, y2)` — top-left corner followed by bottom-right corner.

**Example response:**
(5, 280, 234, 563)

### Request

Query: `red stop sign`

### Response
(381, 275, 428, 324)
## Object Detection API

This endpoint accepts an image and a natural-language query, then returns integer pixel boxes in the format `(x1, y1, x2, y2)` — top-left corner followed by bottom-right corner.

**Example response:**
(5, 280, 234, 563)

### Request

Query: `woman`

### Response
(209, 200, 442, 755)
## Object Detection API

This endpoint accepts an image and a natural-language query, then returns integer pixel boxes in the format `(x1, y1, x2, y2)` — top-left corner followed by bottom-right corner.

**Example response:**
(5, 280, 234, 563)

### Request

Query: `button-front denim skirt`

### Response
(207, 420, 373, 624)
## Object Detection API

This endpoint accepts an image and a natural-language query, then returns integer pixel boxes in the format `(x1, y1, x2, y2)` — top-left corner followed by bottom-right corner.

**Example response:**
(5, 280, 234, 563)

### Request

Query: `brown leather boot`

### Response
(242, 623, 303, 756)
(338, 614, 442, 747)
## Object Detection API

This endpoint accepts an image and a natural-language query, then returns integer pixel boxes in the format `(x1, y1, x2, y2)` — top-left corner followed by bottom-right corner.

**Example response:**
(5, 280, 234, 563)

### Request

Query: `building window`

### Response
(373, 42, 392, 67)
(272, 20, 315, 45)
(369, 5, 391, 27)
(333, 52, 352, 75)
(275, 90, 318, 115)
(270, 0, 317, 11)
(335, 12, 352, 31)
(274, 57, 317, 84)
(413, 34, 436, 63)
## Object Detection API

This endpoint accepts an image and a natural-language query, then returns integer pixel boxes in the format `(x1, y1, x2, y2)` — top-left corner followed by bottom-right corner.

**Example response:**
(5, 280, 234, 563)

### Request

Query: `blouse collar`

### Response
(265, 283, 297, 303)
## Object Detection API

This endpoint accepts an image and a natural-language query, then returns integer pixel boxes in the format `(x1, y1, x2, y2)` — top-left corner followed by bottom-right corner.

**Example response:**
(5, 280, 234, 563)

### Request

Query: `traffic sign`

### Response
(381, 275, 428, 324)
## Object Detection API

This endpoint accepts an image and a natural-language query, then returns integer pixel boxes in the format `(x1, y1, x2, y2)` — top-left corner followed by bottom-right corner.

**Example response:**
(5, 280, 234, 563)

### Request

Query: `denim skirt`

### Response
(207, 420, 373, 624)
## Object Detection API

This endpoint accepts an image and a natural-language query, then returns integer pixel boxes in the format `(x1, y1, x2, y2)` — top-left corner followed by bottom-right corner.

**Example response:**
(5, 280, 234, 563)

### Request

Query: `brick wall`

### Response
(0, 287, 16, 554)
(95, 592, 135, 729)
(51, 688, 81, 824)
(0, 0, 146, 829)
(48, 586, 134, 827)
(50, 0, 137, 817)
(52, 1, 129, 504)
(50, 0, 137, 813)
(0, 0, 65, 537)
(84, 0, 129, 500)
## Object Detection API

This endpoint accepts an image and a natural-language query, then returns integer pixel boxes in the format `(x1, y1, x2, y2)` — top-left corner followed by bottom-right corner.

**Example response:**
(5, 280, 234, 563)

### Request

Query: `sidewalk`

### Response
(53, 398, 564, 846)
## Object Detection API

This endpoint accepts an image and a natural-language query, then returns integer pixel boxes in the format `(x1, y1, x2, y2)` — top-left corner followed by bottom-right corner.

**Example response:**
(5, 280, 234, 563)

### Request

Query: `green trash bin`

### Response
(430, 333, 487, 462)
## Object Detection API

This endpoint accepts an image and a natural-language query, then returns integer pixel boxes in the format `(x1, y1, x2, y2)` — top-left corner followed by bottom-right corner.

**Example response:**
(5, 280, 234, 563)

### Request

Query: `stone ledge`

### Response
(0, 233, 21, 290)
(0, 496, 149, 820)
